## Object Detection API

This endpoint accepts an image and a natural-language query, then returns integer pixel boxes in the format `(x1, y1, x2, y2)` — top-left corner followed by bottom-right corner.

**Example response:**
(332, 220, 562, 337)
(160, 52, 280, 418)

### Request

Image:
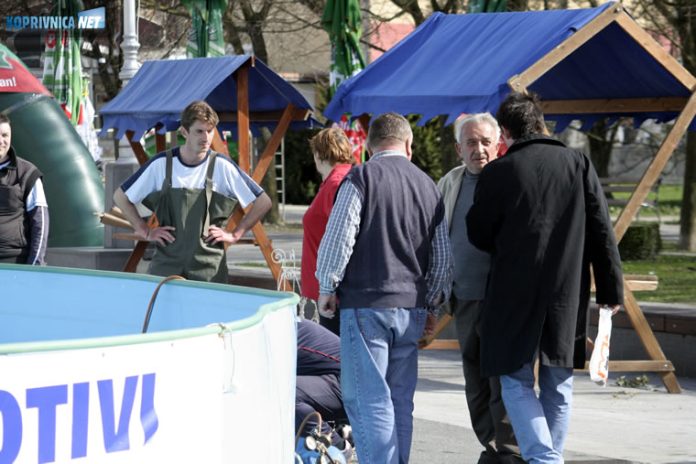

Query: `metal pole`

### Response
(119, 0, 141, 85)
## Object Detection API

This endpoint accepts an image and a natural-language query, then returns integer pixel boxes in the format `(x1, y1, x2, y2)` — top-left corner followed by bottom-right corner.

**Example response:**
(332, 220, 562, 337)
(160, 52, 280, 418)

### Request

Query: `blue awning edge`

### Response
(99, 55, 315, 139)
(325, 2, 696, 131)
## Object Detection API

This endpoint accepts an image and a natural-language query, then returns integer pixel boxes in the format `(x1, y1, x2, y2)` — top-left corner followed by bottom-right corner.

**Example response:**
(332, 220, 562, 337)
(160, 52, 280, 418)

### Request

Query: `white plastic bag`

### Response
(589, 307, 613, 386)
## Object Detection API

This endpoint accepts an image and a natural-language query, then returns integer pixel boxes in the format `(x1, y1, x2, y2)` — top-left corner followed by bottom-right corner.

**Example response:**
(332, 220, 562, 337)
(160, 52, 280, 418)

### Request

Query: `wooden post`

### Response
(237, 64, 250, 173)
(228, 207, 292, 291)
(621, 286, 681, 393)
(613, 91, 696, 241)
(125, 131, 150, 165)
(508, 3, 622, 92)
(211, 129, 229, 155)
(155, 131, 166, 153)
(252, 104, 294, 183)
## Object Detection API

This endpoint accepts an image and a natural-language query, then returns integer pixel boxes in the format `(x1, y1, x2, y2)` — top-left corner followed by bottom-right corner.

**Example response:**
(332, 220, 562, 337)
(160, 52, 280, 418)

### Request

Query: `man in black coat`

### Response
(466, 92, 623, 464)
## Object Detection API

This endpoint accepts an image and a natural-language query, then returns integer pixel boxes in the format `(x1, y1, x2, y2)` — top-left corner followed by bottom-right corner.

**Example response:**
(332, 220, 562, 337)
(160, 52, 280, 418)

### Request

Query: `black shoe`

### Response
(478, 451, 499, 464)
(497, 453, 526, 464)
(478, 450, 526, 464)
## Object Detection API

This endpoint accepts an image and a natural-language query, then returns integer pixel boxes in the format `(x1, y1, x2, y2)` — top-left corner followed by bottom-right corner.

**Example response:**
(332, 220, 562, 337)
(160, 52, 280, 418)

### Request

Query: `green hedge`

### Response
(619, 222, 661, 261)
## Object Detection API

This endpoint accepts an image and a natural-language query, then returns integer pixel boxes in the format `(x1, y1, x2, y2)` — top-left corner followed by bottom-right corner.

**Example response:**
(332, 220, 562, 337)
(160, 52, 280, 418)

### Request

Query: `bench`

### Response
(600, 176, 662, 221)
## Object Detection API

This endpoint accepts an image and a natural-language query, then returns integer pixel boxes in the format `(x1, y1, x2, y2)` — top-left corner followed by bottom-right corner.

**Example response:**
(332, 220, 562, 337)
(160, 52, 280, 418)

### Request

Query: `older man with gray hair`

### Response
(316, 112, 452, 464)
(438, 113, 521, 464)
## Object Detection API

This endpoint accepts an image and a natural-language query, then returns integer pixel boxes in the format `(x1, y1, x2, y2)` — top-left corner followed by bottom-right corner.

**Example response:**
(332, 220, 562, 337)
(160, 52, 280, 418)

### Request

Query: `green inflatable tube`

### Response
(0, 93, 104, 246)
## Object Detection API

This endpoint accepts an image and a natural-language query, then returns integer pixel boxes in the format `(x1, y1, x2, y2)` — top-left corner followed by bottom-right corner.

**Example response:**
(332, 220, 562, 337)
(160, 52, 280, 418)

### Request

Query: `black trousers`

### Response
(453, 298, 520, 461)
(296, 373, 348, 446)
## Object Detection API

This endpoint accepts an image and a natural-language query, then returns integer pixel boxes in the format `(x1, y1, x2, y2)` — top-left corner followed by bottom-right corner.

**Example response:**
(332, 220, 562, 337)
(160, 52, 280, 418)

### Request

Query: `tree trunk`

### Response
(679, 131, 696, 250)
(257, 129, 280, 224)
(587, 119, 614, 178)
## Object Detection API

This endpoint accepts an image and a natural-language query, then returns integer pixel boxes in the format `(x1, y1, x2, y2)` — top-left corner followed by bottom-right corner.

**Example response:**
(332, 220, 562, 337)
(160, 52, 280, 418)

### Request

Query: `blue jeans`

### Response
(500, 363, 573, 464)
(340, 307, 427, 464)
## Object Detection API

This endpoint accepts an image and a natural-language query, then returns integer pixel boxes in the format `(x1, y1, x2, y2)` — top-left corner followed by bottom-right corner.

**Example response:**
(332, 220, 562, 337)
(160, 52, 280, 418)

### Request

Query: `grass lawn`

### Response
(623, 253, 696, 304)
(610, 183, 683, 217)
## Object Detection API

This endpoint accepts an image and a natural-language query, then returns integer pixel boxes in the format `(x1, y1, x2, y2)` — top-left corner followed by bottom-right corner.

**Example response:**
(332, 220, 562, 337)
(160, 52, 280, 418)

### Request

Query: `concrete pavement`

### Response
(411, 349, 696, 463)
(232, 205, 696, 463)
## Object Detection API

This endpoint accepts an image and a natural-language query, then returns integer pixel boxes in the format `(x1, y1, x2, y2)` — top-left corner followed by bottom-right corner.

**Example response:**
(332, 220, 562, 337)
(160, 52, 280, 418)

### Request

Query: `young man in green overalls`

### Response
(114, 100, 272, 283)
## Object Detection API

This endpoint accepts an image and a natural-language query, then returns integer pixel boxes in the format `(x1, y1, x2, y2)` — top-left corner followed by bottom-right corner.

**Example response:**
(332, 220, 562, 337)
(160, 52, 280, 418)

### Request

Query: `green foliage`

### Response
(609, 183, 682, 217)
(622, 254, 696, 303)
(284, 128, 322, 205)
(409, 115, 461, 182)
(283, 115, 459, 204)
(618, 222, 661, 260)
(615, 374, 650, 389)
(409, 116, 443, 181)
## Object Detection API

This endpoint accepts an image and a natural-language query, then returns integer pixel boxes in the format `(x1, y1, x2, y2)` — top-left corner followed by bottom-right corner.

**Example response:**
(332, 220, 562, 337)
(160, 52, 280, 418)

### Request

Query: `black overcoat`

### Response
(466, 135, 624, 377)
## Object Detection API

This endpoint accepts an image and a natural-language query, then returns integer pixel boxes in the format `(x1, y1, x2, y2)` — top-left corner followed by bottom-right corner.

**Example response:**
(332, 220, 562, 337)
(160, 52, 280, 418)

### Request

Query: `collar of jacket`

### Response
(506, 134, 566, 155)
(0, 147, 18, 171)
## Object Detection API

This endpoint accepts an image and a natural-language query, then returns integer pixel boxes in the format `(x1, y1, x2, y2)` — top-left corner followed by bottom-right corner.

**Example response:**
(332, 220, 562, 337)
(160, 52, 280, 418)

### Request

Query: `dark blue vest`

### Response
(337, 154, 444, 308)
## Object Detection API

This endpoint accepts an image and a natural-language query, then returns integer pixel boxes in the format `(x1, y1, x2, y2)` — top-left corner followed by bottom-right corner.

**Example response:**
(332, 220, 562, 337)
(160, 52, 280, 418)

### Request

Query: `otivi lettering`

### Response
(0, 373, 159, 463)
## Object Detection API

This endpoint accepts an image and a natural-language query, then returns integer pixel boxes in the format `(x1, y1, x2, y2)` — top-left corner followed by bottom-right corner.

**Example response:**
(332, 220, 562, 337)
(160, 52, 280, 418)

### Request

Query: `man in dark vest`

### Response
(0, 113, 49, 265)
(316, 112, 452, 464)
(467, 92, 623, 463)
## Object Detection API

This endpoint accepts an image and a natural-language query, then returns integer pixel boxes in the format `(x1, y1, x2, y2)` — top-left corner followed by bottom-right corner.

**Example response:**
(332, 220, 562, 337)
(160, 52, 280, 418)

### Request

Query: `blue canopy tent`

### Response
(325, 2, 694, 132)
(99, 55, 315, 288)
(326, 2, 696, 393)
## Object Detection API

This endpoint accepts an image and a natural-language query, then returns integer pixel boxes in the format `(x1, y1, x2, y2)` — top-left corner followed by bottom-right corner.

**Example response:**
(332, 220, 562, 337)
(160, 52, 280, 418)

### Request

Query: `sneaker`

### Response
(338, 439, 353, 462)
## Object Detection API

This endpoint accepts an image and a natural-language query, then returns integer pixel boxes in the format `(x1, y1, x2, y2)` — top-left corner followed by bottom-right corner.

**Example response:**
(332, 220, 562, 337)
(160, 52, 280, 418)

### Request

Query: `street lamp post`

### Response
(105, 0, 142, 248)
(119, 0, 140, 85)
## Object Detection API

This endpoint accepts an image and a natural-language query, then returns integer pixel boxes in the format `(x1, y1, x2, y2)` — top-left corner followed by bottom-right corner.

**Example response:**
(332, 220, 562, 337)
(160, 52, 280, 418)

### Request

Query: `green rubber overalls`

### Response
(142, 150, 238, 283)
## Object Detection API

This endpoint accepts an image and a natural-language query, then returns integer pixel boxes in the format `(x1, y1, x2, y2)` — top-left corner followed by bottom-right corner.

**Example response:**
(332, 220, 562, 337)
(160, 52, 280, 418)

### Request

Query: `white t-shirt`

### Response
(121, 149, 263, 208)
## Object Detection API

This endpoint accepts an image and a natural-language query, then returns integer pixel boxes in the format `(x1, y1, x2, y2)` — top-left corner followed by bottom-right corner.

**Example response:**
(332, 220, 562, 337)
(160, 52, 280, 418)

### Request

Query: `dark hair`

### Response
(496, 91, 547, 140)
(0, 113, 9, 125)
(180, 100, 219, 130)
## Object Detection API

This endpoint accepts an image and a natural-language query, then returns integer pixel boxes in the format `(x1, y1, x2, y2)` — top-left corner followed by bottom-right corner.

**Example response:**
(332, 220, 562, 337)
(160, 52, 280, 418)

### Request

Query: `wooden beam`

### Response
(508, 2, 622, 92)
(614, 13, 696, 92)
(211, 128, 229, 155)
(123, 241, 149, 273)
(218, 108, 310, 123)
(607, 360, 674, 372)
(613, 91, 696, 242)
(541, 97, 688, 115)
(591, 274, 658, 292)
(422, 339, 459, 351)
(576, 360, 675, 373)
(252, 104, 295, 184)
(125, 131, 150, 166)
(155, 132, 166, 153)
(100, 213, 133, 230)
(623, 286, 682, 393)
(236, 64, 251, 173)
(225, 207, 291, 291)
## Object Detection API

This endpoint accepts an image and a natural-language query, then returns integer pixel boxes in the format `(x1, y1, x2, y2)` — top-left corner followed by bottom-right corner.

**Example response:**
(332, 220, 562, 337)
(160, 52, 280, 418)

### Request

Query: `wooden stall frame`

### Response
(117, 57, 311, 292)
(425, 2, 695, 393)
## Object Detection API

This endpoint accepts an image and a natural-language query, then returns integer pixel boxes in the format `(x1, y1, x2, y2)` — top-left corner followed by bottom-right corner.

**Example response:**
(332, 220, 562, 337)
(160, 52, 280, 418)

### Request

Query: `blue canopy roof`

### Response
(100, 55, 315, 139)
(325, 2, 695, 131)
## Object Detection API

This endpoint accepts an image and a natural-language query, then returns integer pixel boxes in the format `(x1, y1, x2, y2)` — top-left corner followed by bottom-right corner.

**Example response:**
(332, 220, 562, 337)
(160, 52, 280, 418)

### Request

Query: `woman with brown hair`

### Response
(301, 128, 356, 335)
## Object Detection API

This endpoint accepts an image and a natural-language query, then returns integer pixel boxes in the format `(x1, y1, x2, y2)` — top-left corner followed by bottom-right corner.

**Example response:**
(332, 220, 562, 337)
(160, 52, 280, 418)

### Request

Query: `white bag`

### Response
(589, 307, 613, 386)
